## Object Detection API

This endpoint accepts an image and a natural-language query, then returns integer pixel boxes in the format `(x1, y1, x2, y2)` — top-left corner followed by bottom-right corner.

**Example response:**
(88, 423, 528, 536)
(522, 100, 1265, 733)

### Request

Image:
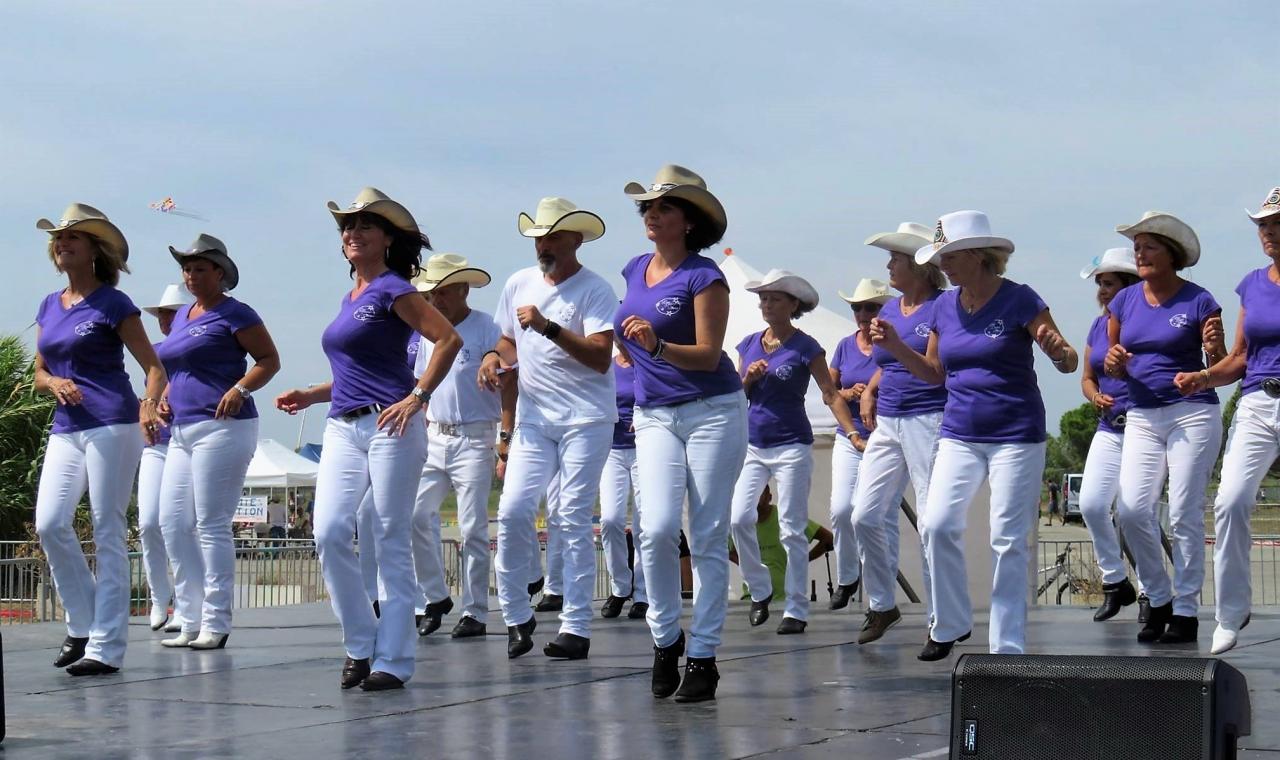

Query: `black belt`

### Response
(340, 403, 385, 421)
(1263, 378, 1280, 399)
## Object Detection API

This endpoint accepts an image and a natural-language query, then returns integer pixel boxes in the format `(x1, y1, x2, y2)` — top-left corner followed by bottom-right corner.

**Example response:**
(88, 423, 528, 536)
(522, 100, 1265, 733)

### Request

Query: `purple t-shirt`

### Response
(1110, 281, 1220, 408)
(36, 286, 140, 434)
(157, 298, 262, 425)
(831, 334, 876, 438)
(321, 271, 418, 417)
(934, 280, 1047, 443)
(871, 293, 948, 418)
(150, 341, 171, 446)
(738, 329, 824, 447)
(612, 360, 636, 450)
(1236, 267, 1280, 396)
(1086, 315, 1131, 434)
(616, 253, 741, 407)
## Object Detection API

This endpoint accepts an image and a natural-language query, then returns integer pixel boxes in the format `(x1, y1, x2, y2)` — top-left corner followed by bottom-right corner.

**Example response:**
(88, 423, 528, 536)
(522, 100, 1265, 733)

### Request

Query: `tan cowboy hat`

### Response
(143, 283, 193, 316)
(915, 210, 1014, 266)
(413, 253, 491, 292)
(1247, 187, 1280, 221)
(327, 187, 419, 235)
(865, 222, 933, 256)
(1115, 211, 1201, 267)
(624, 164, 727, 241)
(517, 197, 605, 242)
(1079, 248, 1137, 279)
(36, 203, 129, 262)
(838, 278, 892, 305)
(744, 268, 820, 309)
(170, 233, 240, 290)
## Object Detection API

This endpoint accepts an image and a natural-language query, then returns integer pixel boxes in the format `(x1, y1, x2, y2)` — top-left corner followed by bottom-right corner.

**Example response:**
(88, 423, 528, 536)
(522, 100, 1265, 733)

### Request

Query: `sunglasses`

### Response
(851, 303, 882, 314)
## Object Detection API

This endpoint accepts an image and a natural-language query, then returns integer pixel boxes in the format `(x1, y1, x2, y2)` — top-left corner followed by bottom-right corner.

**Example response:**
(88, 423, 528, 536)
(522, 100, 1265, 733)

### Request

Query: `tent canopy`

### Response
(243, 439, 319, 488)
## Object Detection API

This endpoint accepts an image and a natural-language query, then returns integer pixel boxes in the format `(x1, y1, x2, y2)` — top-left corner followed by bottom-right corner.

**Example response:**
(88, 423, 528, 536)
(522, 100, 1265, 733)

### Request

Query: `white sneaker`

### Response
(150, 606, 170, 631)
(161, 631, 197, 648)
(1210, 625, 1238, 655)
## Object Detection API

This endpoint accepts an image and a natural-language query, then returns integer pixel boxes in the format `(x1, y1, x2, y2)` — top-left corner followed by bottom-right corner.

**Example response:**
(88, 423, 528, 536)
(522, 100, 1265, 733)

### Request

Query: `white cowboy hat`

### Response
(143, 283, 193, 316)
(327, 187, 419, 235)
(36, 203, 129, 262)
(914, 210, 1014, 266)
(624, 164, 727, 242)
(865, 222, 933, 256)
(1115, 211, 1201, 267)
(1247, 187, 1280, 221)
(1079, 247, 1138, 279)
(838, 278, 892, 305)
(170, 233, 240, 291)
(744, 268, 820, 309)
(517, 197, 605, 242)
(412, 253, 491, 292)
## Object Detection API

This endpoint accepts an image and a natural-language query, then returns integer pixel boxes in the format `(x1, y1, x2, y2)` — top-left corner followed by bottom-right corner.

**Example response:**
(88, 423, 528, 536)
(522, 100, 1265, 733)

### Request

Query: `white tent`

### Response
(243, 439, 319, 488)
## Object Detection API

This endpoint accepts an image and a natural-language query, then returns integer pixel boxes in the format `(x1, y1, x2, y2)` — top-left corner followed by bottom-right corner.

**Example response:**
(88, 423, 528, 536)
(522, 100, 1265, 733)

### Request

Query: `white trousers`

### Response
(160, 418, 258, 635)
(1214, 393, 1280, 629)
(35, 422, 142, 668)
(314, 414, 426, 682)
(495, 422, 612, 636)
(635, 391, 748, 659)
(356, 489, 380, 603)
(600, 447, 646, 602)
(730, 442, 814, 620)
(137, 444, 173, 613)
(414, 425, 496, 621)
(530, 475, 566, 594)
(1078, 430, 1129, 585)
(923, 438, 1045, 654)
(1115, 402, 1222, 616)
(830, 436, 867, 587)
(854, 412, 939, 613)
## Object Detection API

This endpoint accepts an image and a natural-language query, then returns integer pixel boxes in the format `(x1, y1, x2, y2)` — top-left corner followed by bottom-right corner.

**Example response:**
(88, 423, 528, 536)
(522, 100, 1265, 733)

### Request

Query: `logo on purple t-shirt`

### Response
(188, 325, 207, 337)
(655, 297, 684, 316)
(774, 364, 794, 380)
(1168, 313, 1190, 329)
(983, 319, 1005, 339)
(353, 305, 378, 322)
(407, 341, 419, 356)
(74, 321, 95, 336)
(914, 322, 931, 338)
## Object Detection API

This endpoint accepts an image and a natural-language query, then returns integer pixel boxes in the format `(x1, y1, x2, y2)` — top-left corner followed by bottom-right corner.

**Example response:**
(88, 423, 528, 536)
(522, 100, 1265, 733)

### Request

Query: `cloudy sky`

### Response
(2, 2, 1274, 445)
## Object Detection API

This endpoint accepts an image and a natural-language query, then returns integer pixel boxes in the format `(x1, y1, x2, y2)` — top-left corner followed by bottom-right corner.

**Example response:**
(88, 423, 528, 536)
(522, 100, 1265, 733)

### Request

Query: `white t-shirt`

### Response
(495, 265, 618, 426)
(414, 309, 504, 425)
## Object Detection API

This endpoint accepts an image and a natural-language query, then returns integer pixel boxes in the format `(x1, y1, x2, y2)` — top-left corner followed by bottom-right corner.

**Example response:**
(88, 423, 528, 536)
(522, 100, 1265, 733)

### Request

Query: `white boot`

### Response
(1210, 625, 1238, 655)
(189, 631, 230, 650)
(161, 631, 197, 648)
(150, 606, 170, 631)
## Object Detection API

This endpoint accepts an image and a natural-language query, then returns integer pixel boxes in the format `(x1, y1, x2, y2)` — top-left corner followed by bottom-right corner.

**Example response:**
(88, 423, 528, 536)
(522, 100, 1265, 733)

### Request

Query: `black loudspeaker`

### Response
(950, 654, 1251, 760)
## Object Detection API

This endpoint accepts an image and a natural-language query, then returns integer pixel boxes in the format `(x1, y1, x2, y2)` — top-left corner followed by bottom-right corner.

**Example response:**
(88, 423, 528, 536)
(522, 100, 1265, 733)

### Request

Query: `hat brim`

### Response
(327, 199, 419, 235)
(744, 277, 820, 309)
(624, 182, 728, 242)
(1079, 261, 1139, 279)
(837, 290, 892, 305)
(170, 248, 240, 291)
(1248, 207, 1280, 222)
(914, 237, 1014, 266)
(37, 217, 130, 262)
(416, 268, 492, 292)
(142, 305, 183, 316)
(517, 210, 605, 243)
(1115, 215, 1200, 267)
(865, 232, 931, 256)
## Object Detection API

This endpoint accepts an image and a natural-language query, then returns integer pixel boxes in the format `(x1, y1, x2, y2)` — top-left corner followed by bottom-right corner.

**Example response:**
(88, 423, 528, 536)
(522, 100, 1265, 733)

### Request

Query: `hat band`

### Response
(649, 183, 679, 192)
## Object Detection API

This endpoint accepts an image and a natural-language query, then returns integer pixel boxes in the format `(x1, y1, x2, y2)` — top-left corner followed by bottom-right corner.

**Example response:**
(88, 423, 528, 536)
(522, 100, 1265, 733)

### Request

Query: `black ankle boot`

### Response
(1093, 578, 1137, 622)
(1137, 601, 1173, 643)
(1157, 615, 1198, 644)
(673, 656, 719, 703)
(651, 630, 685, 698)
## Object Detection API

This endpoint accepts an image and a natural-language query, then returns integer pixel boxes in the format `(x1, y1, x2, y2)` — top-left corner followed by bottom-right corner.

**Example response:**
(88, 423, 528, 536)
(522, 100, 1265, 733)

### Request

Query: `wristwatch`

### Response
(233, 383, 251, 399)
(411, 387, 431, 403)
(499, 430, 514, 444)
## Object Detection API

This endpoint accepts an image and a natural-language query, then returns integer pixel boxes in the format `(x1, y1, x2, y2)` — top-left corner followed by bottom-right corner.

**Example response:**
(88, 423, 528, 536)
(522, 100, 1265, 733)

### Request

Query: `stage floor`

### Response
(4, 601, 1279, 759)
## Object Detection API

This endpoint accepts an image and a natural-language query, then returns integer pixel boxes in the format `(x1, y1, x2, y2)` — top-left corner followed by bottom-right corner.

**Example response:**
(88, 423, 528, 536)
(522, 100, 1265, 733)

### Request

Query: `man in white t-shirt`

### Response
(480, 197, 618, 660)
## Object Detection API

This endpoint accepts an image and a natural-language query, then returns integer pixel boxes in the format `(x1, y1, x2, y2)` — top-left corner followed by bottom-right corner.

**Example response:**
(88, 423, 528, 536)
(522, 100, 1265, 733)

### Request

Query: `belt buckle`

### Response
(437, 423, 459, 437)
(1263, 378, 1280, 399)
(1110, 413, 1126, 430)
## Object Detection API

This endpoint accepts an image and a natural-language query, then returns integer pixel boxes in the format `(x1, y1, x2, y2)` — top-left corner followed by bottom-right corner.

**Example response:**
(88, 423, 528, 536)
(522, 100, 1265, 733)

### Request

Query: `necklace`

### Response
(762, 335, 782, 353)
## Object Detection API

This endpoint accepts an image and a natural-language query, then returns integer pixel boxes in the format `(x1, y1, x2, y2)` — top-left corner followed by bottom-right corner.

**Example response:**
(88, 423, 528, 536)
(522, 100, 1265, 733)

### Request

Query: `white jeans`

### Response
(530, 475, 565, 594)
(414, 424, 496, 621)
(356, 489, 380, 603)
(1214, 393, 1280, 629)
(923, 438, 1045, 654)
(635, 391, 748, 659)
(495, 422, 612, 636)
(730, 442, 814, 621)
(1078, 429, 1129, 585)
(854, 412, 938, 613)
(160, 418, 258, 635)
(600, 448, 646, 602)
(35, 422, 143, 668)
(1115, 402, 1222, 616)
(137, 444, 173, 614)
(829, 436, 866, 587)
(314, 414, 426, 682)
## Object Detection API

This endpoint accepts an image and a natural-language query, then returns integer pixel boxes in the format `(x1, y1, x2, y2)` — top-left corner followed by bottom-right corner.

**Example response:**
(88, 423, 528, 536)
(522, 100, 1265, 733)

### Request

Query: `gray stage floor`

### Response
(3, 600, 1279, 759)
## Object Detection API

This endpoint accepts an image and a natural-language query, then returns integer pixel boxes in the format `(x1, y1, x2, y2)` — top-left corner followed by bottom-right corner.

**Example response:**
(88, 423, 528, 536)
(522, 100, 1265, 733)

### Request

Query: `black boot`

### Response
(1093, 578, 1137, 622)
(1137, 601, 1173, 643)
(828, 581, 859, 611)
(651, 630, 685, 699)
(1157, 615, 1198, 644)
(507, 617, 537, 659)
(673, 657, 719, 703)
(749, 593, 772, 627)
(53, 636, 89, 668)
(1137, 593, 1151, 623)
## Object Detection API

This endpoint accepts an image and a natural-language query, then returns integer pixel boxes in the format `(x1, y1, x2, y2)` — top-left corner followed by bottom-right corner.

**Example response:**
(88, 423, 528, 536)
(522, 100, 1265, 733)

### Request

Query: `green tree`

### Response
(1045, 403, 1099, 484)
(0, 336, 55, 540)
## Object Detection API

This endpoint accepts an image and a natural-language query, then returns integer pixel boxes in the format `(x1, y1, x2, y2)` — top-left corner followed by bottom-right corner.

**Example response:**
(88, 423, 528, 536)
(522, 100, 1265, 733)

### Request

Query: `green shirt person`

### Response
(729, 484, 834, 599)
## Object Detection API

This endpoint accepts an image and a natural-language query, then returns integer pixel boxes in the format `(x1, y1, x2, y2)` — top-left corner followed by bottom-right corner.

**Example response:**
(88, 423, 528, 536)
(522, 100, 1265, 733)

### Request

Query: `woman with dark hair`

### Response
(617, 165, 746, 702)
(33, 203, 167, 675)
(275, 188, 460, 691)
(1076, 248, 1141, 622)
(1106, 211, 1225, 645)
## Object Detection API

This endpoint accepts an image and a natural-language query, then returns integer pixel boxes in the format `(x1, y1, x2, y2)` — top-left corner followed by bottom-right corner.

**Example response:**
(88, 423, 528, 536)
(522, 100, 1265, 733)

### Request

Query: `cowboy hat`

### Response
(327, 187, 419, 235)
(517, 197, 605, 242)
(915, 210, 1014, 266)
(838, 278, 892, 305)
(1115, 211, 1201, 267)
(1247, 186, 1280, 222)
(865, 222, 933, 256)
(169, 233, 240, 291)
(1079, 247, 1137, 279)
(624, 164, 727, 242)
(744, 269, 820, 309)
(36, 203, 129, 262)
(143, 283, 193, 316)
(413, 253, 491, 293)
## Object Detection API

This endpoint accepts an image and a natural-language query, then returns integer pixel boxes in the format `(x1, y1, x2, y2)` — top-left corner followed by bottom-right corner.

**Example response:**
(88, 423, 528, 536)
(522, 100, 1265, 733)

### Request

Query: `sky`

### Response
(1, 2, 1275, 446)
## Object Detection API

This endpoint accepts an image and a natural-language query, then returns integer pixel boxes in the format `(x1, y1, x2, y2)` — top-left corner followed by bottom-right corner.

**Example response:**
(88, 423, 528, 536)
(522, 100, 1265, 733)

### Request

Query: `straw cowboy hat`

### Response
(413, 253, 491, 293)
(624, 164, 728, 242)
(517, 197, 605, 242)
(1079, 247, 1138, 279)
(744, 269, 820, 310)
(838, 278, 892, 305)
(143, 283, 193, 316)
(1115, 211, 1201, 267)
(865, 222, 933, 256)
(915, 210, 1014, 266)
(36, 203, 129, 262)
(1247, 187, 1280, 221)
(327, 187, 419, 235)
(170, 233, 240, 291)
